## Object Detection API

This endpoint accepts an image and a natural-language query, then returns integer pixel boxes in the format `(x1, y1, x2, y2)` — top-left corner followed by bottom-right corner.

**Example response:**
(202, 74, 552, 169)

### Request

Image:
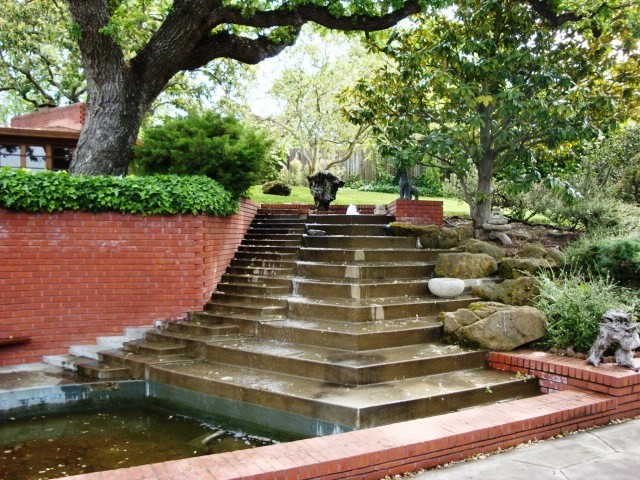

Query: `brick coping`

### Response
(55, 352, 640, 480)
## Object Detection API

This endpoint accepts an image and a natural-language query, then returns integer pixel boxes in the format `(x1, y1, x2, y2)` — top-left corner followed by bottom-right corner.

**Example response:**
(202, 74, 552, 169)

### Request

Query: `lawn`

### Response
(247, 185, 470, 216)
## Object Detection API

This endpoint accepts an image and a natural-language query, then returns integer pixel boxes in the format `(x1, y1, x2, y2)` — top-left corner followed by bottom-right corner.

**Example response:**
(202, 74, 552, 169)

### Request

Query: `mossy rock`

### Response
(519, 243, 565, 265)
(461, 238, 506, 260)
(262, 180, 292, 196)
(472, 277, 539, 306)
(387, 222, 472, 249)
(435, 252, 498, 279)
(498, 257, 556, 279)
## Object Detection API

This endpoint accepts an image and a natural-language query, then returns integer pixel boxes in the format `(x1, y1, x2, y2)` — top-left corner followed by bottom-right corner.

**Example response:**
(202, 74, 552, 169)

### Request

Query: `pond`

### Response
(0, 406, 277, 480)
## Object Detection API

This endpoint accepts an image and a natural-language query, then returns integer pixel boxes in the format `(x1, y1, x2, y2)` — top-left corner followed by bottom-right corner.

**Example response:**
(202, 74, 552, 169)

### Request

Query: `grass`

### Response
(247, 185, 470, 216)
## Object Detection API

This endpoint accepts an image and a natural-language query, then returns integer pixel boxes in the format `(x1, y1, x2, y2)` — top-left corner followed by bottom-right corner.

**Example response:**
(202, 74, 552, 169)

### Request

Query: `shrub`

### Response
(261, 180, 291, 196)
(0, 168, 237, 216)
(132, 111, 275, 198)
(534, 270, 635, 352)
(567, 236, 640, 287)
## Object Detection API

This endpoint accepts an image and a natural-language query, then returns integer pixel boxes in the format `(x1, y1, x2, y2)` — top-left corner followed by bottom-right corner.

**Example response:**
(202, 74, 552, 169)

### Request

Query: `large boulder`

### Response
(440, 302, 547, 351)
(387, 222, 473, 249)
(472, 277, 539, 306)
(461, 238, 506, 260)
(498, 257, 556, 279)
(435, 252, 498, 279)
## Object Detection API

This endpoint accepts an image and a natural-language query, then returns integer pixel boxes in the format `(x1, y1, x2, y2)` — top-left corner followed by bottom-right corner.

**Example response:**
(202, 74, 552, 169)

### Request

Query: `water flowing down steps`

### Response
(65, 208, 539, 431)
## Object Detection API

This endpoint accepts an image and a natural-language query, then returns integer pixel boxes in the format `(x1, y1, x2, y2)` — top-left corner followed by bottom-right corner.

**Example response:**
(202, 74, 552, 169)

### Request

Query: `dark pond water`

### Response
(0, 407, 277, 480)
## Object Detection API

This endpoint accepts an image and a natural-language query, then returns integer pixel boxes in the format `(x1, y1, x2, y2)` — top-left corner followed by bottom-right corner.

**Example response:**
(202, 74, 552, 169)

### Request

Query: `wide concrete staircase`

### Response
(72, 208, 538, 430)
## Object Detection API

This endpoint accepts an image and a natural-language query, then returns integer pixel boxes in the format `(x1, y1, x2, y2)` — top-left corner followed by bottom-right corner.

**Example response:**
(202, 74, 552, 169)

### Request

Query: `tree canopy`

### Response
(346, 0, 639, 226)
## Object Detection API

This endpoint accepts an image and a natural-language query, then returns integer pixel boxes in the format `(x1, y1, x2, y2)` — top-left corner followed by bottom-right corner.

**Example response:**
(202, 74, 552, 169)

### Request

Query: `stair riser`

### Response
(220, 274, 292, 288)
(225, 266, 296, 276)
(210, 293, 288, 308)
(244, 234, 303, 241)
(307, 214, 394, 225)
(298, 249, 440, 263)
(205, 303, 288, 318)
(230, 259, 296, 269)
(167, 322, 239, 337)
(296, 263, 433, 280)
(288, 298, 474, 322)
(293, 281, 429, 299)
(303, 236, 416, 249)
(257, 323, 442, 350)
(241, 239, 302, 247)
(307, 225, 388, 236)
(217, 283, 291, 296)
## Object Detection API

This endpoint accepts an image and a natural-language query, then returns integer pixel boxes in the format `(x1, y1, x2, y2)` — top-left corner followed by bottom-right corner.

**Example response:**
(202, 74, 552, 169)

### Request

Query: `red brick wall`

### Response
(11, 103, 87, 131)
(387, 199, 443, 225)
(0, 200, 258, 366)
(489, 350, 640, 420)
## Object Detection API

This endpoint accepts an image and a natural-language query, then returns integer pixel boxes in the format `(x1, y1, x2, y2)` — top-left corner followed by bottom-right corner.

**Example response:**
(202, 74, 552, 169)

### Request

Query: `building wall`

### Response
(10, 103, 87, 131)
(0, 200, 258, 366)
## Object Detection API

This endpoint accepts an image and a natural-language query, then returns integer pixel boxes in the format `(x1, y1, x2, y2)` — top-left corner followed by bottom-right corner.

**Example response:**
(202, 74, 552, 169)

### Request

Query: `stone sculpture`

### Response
(587, 310, 640, 371)
(307, 170, 344, 211)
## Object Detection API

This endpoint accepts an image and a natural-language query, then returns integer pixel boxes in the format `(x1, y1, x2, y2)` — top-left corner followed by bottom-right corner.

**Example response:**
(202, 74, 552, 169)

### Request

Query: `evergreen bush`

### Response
(132, 112, 274, 198)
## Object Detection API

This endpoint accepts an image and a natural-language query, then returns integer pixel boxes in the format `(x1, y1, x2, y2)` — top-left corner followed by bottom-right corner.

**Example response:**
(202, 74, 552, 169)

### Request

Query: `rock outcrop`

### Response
(440, 301, 547, 351)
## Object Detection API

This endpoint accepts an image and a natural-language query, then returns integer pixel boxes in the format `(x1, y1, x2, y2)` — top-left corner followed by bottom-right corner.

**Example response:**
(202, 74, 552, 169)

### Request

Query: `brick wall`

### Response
(10, 103, 87, 131)
(387, 199, 443, 225)
(489, 350, 640, 420)
(0, 200, 258, 366)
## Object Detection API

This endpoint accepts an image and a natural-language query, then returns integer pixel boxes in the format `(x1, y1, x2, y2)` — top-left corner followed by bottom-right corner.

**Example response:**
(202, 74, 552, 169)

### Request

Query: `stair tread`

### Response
(287, 294, 477, 307)
(151, 360, 531, 409)
(264, 316, 441, 335)
(207, 336, 478, 366)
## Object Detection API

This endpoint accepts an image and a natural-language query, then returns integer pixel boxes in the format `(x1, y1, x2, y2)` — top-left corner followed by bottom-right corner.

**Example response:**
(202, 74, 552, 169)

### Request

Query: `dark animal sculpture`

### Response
(307, 170, 345, 211)
(398, 169, 419, 200)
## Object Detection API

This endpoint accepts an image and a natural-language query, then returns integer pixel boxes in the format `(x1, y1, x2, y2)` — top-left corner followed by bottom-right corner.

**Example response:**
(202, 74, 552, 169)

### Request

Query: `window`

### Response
(52, 146, 73, 170)
(26, 145, 47, 170)
(0, 144, 21, 168)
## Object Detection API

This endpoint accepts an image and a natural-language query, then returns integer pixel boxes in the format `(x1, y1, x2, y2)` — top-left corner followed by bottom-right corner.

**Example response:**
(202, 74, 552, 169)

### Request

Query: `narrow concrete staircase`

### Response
(77, 208, 538, 430)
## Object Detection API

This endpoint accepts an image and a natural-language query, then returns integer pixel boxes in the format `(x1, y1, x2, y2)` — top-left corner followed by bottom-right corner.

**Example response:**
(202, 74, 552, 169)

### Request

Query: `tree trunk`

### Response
(70, 90, 147, 176)
(473, 158, 493, 229)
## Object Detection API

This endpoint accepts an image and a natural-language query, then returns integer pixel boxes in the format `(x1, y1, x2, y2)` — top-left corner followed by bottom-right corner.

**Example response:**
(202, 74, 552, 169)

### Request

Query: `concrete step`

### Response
(216, 281, 291, 296)
(203, 336, 487, 386)
(287, 295, 477, 322)
(209, 291, 289, 308)
(204, 300, 288, 318)
(219, 273, 292, 288)
(296, 261, 433, 281)
(304, 224, 389, 236)
(292, 278, 430, 299)
(241, 238, 302, 247)
(225, 265, 296, 277)
(148, 360, 539, 429)
(257, 316, 443, 350)
(298, 247, 442, 263)
(303, 235, 417, 249)
(307, 214, 394, 225)
(230, 258, 297, 270)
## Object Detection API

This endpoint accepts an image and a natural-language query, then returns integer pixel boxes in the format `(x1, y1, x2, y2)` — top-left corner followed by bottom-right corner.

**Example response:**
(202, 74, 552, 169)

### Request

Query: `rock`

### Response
(261, 180, 292, 196)
(498, 257, 556, 279)
(307, 170, 344, 211)
(519, 244, 565, 266)
(428, 277, 465, 298)
(488, 230, 513, 246)
(482, 222, 512, 231)
(462, 239, 506, 260)
(374, 204, 387, 215)
(386, 222, 473, 249)
(472, 277, 539, 306)
(440, 302, 547, 351)
(435, 252, 498, 279)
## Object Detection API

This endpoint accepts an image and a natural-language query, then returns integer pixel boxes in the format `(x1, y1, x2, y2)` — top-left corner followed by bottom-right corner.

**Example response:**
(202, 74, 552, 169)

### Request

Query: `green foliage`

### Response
(346, 0, 636, 225)
(0, 168, 237, 216)
(132, 112, 275, 198)
(565, 234, 640, 287)
(535, 270, 636, 352)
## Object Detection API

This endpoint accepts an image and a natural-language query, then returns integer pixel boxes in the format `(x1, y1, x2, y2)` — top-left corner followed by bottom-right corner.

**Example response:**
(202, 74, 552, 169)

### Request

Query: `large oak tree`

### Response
(64, 0, 430, 175)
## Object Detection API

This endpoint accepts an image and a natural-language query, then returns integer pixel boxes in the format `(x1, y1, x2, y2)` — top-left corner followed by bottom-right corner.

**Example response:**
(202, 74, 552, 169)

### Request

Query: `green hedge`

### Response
(0, 168, 238, 216)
